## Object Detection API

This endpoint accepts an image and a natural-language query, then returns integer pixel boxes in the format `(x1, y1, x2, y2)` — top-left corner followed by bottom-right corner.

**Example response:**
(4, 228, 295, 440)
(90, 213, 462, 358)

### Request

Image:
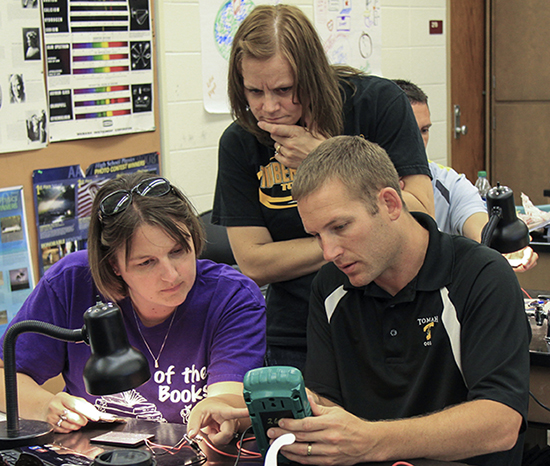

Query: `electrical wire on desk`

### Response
(198, 427, 262, 466)
(523, 288, 533, 299)
(144, 434, 207, 466)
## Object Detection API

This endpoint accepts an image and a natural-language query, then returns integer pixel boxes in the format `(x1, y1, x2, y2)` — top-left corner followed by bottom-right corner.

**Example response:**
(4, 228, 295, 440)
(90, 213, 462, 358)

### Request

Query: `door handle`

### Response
(454, 104, 468, 138)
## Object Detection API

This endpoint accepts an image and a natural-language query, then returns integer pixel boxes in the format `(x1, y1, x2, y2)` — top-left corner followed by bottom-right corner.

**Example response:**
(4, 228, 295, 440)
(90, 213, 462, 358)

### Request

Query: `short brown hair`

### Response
(292, 136, 403, 214)
(88, 172, 205, 302)
(228, 4, 352, 145)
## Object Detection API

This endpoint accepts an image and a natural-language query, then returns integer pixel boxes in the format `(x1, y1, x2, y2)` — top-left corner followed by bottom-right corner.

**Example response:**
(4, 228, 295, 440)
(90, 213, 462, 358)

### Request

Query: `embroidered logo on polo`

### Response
(418, 316, 438, 346)
(257, 159, 297, 209)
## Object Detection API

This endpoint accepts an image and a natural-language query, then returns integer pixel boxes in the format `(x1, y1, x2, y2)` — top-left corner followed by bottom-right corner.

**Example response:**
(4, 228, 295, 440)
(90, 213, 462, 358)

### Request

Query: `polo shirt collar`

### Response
(348, 211, 454, 299)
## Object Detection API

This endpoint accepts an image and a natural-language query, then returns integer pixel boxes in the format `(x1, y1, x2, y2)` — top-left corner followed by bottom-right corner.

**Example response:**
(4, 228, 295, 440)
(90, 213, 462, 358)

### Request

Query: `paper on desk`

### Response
(517, 193, 550, 232)
(72, 398, 126, 423)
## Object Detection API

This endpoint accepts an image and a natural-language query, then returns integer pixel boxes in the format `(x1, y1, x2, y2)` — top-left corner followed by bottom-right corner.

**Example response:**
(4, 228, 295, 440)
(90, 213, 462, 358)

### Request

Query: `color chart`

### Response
(43, 0, 155, 142)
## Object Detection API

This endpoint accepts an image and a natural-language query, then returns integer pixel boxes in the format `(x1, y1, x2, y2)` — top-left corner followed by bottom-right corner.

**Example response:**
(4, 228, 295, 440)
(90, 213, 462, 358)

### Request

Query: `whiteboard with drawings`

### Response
(315, 0, 381, 75)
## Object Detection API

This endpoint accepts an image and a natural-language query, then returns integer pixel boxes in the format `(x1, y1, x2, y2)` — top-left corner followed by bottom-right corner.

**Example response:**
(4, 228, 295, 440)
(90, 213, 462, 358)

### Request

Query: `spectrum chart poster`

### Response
(43, 0, 155, 142)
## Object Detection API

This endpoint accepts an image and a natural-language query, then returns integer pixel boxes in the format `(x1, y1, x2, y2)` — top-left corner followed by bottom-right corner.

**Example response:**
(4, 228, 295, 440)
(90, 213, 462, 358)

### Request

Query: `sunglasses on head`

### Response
(98, 177, 172, 221)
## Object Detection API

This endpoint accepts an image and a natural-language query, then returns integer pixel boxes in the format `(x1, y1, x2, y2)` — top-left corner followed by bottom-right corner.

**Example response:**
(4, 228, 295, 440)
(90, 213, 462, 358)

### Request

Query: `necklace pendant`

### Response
(154, 360, 159, 369)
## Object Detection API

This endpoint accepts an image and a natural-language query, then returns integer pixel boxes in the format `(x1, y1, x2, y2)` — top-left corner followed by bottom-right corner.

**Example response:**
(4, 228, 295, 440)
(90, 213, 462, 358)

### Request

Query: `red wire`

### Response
(392, 462, 415, 466)
(236, 437, 262, 457)
(522, 288, 533, 299)
(144, 438, 198, 455)
(200, 435, 262, 459)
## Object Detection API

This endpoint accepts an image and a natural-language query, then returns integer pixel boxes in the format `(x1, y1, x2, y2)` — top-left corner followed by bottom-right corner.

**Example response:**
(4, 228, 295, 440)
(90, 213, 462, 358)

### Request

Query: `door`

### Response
(450, 0, 486, 184)
(491, 0, 550, 205)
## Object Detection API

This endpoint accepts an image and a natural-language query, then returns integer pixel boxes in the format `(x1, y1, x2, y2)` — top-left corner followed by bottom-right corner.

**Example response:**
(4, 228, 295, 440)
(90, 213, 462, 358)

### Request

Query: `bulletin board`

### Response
(0, 121, 161, 282)
(0, 0, 161, 282)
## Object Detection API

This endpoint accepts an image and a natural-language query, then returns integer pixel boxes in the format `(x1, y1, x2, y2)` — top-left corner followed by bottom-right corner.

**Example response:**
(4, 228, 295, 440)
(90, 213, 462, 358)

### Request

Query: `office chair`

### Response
(199, 210, 268, 298)
(198, 210, 237, 266)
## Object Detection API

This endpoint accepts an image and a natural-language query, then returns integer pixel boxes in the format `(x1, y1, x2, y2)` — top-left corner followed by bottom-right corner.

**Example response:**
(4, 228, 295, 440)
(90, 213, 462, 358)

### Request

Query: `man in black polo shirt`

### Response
(268, 136, 530, 466)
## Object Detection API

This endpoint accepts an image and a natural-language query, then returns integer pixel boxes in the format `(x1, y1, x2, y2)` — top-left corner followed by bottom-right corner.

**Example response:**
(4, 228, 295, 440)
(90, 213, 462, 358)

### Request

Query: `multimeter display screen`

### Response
(259, 409, 293, 435)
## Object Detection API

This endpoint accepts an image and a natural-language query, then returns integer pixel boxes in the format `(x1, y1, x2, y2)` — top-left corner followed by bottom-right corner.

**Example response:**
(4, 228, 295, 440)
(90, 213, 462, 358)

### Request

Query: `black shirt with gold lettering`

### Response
(212, 74, 430, 349)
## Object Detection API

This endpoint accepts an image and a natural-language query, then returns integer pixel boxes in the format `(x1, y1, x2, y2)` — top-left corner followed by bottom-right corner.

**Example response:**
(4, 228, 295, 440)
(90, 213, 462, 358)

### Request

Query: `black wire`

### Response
(530, 390, 550, 412)
(184, 454, 207, 466)
(233, 425, 254, 466)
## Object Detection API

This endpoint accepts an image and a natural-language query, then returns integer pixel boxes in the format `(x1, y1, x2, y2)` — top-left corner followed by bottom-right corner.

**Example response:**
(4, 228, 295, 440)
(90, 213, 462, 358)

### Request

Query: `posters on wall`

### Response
(199, 0, 272, 114)
(199, 0, 382, 114)
(0, 0, 49, 154)
(0, 187, 35, 337)
(43, 0, 156, 142)
(314, 0, 381, 75)
(33, 152, 159, 277)
(199, 0, 382, 113)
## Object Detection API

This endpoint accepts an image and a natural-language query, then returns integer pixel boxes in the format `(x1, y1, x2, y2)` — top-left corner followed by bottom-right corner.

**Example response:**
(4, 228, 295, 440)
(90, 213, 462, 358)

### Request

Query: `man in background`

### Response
(394, 79, 537, 271)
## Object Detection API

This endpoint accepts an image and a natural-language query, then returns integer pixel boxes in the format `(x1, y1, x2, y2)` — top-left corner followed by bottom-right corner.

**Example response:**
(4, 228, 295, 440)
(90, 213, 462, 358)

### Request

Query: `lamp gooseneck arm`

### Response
(481, 206, 503, 247)
(3, 321, 84, 435)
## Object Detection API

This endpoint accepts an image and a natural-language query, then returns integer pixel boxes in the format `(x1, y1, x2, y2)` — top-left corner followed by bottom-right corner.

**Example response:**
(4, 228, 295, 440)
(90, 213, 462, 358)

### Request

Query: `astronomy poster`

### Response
(33, 152, 159, 277)
(43, 0, 156, 142)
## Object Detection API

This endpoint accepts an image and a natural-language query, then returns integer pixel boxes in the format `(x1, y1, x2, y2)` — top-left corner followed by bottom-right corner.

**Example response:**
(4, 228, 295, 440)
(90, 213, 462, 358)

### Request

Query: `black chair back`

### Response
(199, 210, 236, 266)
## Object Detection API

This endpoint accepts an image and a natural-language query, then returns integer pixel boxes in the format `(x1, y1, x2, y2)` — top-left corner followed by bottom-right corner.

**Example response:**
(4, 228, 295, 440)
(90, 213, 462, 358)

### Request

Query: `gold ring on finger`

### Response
(307, 443, 312, 456)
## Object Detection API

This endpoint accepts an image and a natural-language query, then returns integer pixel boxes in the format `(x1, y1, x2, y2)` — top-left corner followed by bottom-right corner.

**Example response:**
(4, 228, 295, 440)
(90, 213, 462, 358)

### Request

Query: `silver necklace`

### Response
(132, 305, 177, 369)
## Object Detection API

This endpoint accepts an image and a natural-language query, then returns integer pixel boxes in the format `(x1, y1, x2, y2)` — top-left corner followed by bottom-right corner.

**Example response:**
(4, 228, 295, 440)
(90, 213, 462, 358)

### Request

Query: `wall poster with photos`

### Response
(0, 186, 35, 337)
(43, 0, 156, 142)
(33, 152, 159, 277)
(0, 0, 49, 154)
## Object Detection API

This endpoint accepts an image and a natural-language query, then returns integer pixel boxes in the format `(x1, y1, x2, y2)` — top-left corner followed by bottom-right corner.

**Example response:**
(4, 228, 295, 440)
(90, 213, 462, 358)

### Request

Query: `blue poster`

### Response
(0, 187, 35, 337)
(33, 152, 159, 277)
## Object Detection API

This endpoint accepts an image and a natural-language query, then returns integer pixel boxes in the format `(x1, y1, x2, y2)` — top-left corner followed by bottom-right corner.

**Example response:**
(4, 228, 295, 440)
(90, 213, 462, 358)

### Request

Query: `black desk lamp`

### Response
(481, 183, 530, 253)
(0, 301, 150, 449)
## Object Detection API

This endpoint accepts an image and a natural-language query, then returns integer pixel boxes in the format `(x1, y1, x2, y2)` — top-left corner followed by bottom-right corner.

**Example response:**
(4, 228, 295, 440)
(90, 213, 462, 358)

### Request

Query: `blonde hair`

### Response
(293, 136, 403, 214)
(228, 4, 361, 146)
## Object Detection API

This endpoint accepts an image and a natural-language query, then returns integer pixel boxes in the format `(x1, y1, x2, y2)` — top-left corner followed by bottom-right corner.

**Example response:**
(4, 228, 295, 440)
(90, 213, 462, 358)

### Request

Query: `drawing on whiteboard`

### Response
(317, 0, 381, 74)
(207, 76, 217, 98)
(363, 0, 380, 28)
(359, 32, 372, 59)
(324, 33, 352, 66)
(213, 0, 256, 60)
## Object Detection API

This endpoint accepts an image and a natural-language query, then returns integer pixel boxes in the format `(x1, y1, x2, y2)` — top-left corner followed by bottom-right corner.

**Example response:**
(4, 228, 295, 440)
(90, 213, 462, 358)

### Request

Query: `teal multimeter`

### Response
(243, 366, 312, 459)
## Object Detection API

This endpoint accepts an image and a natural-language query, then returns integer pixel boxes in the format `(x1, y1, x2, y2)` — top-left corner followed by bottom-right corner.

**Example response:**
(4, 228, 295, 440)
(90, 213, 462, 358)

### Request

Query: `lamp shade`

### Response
(481, 184, 529, 253)
(83, 302, 151, 395)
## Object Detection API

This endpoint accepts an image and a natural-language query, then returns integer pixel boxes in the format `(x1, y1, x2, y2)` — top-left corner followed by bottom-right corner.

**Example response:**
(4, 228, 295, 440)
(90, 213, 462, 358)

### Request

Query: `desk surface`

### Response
(47, 419, 468, 466)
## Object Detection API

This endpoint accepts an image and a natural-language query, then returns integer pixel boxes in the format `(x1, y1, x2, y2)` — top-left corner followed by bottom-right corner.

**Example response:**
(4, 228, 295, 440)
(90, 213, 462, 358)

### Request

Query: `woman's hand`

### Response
(258, 121, 326, 169)
(187, 394, 250, 446)
(47, 393, 105, 433)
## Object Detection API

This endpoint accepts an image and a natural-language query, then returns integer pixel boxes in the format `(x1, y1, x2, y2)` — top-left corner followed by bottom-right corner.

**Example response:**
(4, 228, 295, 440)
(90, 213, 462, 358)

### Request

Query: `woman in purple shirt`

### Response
(0, 173, 266, 445)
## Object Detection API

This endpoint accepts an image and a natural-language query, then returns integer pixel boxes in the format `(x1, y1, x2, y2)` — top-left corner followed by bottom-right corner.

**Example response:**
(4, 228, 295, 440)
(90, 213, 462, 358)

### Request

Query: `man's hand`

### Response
(505, 246, 538, 272)
(267, 397, 372, 465)
(257, 121, 326, 169)
(187, 395, 250, 446)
